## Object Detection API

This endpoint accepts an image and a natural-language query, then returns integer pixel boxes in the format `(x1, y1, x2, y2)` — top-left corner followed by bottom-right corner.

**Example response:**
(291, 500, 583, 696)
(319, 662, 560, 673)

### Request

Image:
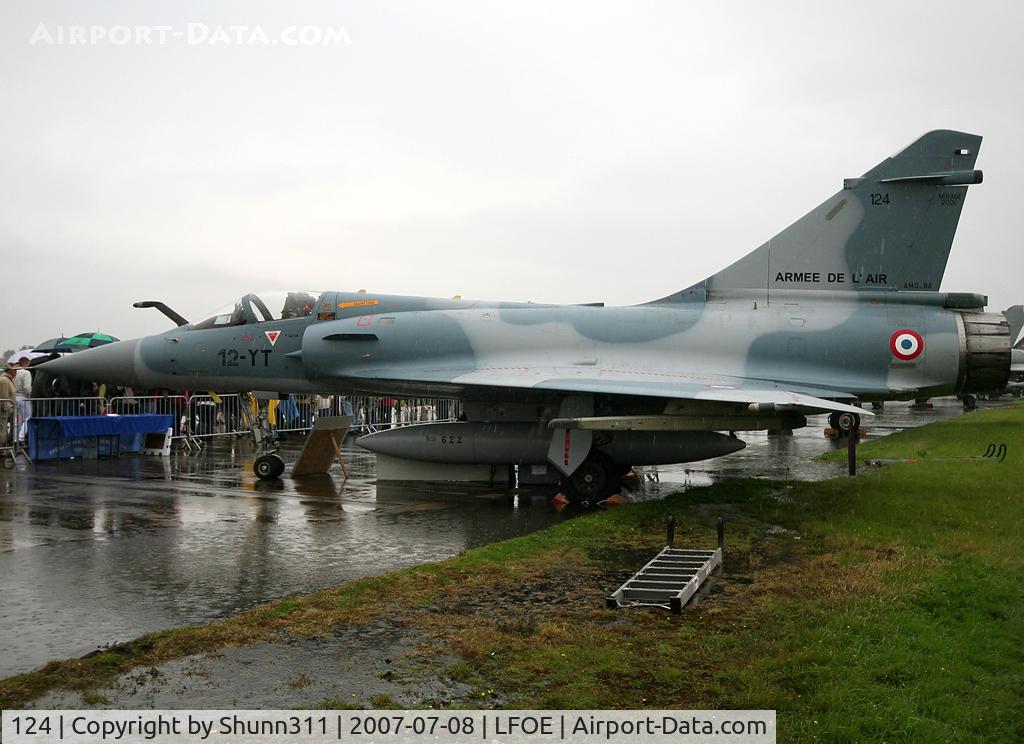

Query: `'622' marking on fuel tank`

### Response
(217, 349, 272, 367)
(425, 433, 465, 444)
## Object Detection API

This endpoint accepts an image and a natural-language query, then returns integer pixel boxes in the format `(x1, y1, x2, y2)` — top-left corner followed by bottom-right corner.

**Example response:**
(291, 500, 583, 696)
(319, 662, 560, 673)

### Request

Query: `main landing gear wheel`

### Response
(829, 412, 860, 431)
(254, 453, 286, 480)
(562, 452, 620, 508)
(836, 412, 860, 432)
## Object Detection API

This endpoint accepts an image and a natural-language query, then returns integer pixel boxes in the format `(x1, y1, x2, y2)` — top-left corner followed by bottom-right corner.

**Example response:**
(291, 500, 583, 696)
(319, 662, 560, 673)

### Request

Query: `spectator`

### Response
(280, 395, 299, 429)
(317, 394, 333, 419)
(14, 356, 32, 444)
(195, 397, 217, 436)
(0, 364, 16, 448)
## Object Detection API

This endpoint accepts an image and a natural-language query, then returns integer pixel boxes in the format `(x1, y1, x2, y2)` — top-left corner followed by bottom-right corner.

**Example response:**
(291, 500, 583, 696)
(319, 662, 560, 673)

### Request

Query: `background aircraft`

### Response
(44, 130, 1014, 503)
(1009, 317, 1024, 396)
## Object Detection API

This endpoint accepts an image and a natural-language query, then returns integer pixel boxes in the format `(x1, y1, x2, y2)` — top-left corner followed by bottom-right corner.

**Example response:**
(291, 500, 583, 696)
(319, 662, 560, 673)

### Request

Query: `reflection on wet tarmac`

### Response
(638, 400, 980, 491)
(0, 399, 987, 677)
(0, 438, 568, 677)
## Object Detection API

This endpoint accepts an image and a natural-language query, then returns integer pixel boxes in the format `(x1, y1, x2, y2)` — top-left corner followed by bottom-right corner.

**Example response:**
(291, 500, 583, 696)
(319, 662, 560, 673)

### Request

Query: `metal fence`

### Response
(186, 394, 247, 439)
(14, 393, 461, 450)
(30, 396, 107, 418)
(182, 394, 462, 436)
(108, 395, 189, 437)
(0, 398, 15, 464)
(347, 396, 460, 432)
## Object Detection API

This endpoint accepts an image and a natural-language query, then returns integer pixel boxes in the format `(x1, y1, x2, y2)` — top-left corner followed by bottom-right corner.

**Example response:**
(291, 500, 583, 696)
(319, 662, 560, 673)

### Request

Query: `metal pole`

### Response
(666, 515, 675, 548)
(847, 419, 857, 476)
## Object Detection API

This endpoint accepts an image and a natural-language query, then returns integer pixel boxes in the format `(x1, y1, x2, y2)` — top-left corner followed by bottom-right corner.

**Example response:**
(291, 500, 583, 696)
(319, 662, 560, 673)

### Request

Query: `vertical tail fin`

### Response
(659, 130, 982, 302)
(1005, 305, 1024, 347)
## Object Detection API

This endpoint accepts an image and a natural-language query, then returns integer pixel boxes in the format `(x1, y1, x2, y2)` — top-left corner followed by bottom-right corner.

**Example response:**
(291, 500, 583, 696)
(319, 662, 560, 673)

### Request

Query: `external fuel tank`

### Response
(357, 422, 745, 466)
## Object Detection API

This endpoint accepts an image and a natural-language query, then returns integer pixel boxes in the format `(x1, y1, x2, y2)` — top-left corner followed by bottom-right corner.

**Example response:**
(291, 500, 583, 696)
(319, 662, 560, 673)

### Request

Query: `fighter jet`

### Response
(1005, 305, 1024, 346)
(1009, 318, 1024, 396)
(44, 130, 1015, 503)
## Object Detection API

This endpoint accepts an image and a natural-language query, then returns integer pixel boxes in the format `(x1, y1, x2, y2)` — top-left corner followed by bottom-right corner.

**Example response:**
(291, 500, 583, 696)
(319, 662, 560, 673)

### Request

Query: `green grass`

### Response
(370, 693, 399, 709)
(2, 404, 1022, 742)
(822, 403, 1020, 462)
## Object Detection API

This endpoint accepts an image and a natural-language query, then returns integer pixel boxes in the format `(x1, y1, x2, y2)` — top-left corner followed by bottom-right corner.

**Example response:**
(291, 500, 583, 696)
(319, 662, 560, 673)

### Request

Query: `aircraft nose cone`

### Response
(39, 338, 140, 387)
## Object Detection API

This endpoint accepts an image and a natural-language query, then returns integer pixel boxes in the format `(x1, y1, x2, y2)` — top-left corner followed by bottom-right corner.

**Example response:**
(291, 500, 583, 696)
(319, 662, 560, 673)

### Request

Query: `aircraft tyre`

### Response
(254, 453, 286, 480)
(562, 451, 620, 508)
(962, 394, 977, 411)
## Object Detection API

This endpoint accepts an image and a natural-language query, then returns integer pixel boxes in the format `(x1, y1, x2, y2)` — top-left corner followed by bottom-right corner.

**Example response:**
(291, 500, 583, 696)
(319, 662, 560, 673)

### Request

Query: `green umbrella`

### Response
(34, 333, 119, 353)
(62, 332, 119, 350)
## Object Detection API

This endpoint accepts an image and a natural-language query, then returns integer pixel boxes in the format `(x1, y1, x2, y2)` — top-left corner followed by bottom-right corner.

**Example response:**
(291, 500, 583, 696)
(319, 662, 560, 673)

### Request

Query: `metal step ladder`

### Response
(607, 516, 723, 614)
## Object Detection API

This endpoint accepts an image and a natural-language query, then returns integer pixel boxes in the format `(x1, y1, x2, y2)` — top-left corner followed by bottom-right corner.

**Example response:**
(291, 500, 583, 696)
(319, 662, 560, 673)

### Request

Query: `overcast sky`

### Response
(2, 0, 1022, 352)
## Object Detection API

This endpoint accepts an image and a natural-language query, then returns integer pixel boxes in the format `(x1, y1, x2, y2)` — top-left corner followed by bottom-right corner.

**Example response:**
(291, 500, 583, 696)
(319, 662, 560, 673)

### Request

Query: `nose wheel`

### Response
(254, 453, 286, 480)
(241, 394, 286, 480)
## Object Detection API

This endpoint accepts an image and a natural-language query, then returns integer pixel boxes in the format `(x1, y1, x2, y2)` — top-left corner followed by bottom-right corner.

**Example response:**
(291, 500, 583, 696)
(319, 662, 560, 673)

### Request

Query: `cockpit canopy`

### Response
(190, 290, 322, 330)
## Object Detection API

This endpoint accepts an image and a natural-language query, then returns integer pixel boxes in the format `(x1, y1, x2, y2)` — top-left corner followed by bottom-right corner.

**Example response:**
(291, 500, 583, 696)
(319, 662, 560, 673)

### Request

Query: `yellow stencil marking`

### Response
(338, 299, 380, 310)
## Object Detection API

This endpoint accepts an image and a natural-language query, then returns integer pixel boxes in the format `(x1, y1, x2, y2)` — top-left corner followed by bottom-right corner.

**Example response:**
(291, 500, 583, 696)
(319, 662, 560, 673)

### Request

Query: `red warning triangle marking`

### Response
(265, 331, 281, 346)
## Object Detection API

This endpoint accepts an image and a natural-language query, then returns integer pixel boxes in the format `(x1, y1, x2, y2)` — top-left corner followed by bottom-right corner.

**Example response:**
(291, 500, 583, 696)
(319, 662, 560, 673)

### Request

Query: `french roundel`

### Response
(890, 329, 924, 360)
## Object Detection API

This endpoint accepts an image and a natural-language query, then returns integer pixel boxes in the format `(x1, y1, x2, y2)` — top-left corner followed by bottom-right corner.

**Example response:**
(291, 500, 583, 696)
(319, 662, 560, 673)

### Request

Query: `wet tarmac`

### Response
(0, 441, 571, 678)
(0, 398, 983, 678)
(648, 399, 974, 488)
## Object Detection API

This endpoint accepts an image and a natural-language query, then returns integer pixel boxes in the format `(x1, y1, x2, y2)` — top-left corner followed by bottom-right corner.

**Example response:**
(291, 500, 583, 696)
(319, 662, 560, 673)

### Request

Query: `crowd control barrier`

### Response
(11, 393, 461, 451)
(345, 395, 460, 432)
(29, 397, 107, 418)
(108, 395, 189, 437)
(186, 394, 248, 439)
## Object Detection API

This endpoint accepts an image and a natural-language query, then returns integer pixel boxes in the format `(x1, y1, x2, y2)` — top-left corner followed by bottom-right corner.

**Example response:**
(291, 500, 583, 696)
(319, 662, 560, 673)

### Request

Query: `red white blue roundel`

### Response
(890, 329, 924, 360)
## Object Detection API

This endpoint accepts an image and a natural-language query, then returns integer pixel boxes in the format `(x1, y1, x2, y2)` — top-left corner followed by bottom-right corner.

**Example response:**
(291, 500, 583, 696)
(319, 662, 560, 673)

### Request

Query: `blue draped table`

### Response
(28, 414, 174, 461)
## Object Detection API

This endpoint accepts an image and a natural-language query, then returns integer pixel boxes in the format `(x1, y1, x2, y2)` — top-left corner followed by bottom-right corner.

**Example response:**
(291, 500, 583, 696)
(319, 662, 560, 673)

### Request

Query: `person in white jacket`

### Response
(13, 356, 32, 445)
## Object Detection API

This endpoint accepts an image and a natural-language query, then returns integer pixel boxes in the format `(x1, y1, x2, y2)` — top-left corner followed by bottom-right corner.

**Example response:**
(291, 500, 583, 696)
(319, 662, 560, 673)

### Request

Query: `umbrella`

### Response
(7, 350, 48, 364)
(31, 337, 71, 353)
(60, 332, 119, 350)
(33, 333, 119, 354)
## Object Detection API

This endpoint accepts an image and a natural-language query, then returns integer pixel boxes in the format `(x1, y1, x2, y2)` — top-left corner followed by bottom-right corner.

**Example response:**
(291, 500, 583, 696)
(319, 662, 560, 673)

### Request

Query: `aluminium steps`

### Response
(606, 517, 723, 614)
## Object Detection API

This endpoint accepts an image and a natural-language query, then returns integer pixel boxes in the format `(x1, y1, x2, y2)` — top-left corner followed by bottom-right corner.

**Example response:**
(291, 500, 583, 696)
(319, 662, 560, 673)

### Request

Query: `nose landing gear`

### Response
(241, 395, 285, 480)
(254, 453, 286, 479)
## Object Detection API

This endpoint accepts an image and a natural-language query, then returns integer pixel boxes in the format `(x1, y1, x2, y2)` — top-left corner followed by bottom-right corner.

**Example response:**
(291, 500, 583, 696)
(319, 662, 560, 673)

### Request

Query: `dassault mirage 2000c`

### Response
(44, 130, 1014, 503)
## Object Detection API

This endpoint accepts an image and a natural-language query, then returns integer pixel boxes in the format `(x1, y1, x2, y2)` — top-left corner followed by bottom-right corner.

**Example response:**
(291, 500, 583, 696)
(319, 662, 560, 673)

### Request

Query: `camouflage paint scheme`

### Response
(44, 130, 1013, 485)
